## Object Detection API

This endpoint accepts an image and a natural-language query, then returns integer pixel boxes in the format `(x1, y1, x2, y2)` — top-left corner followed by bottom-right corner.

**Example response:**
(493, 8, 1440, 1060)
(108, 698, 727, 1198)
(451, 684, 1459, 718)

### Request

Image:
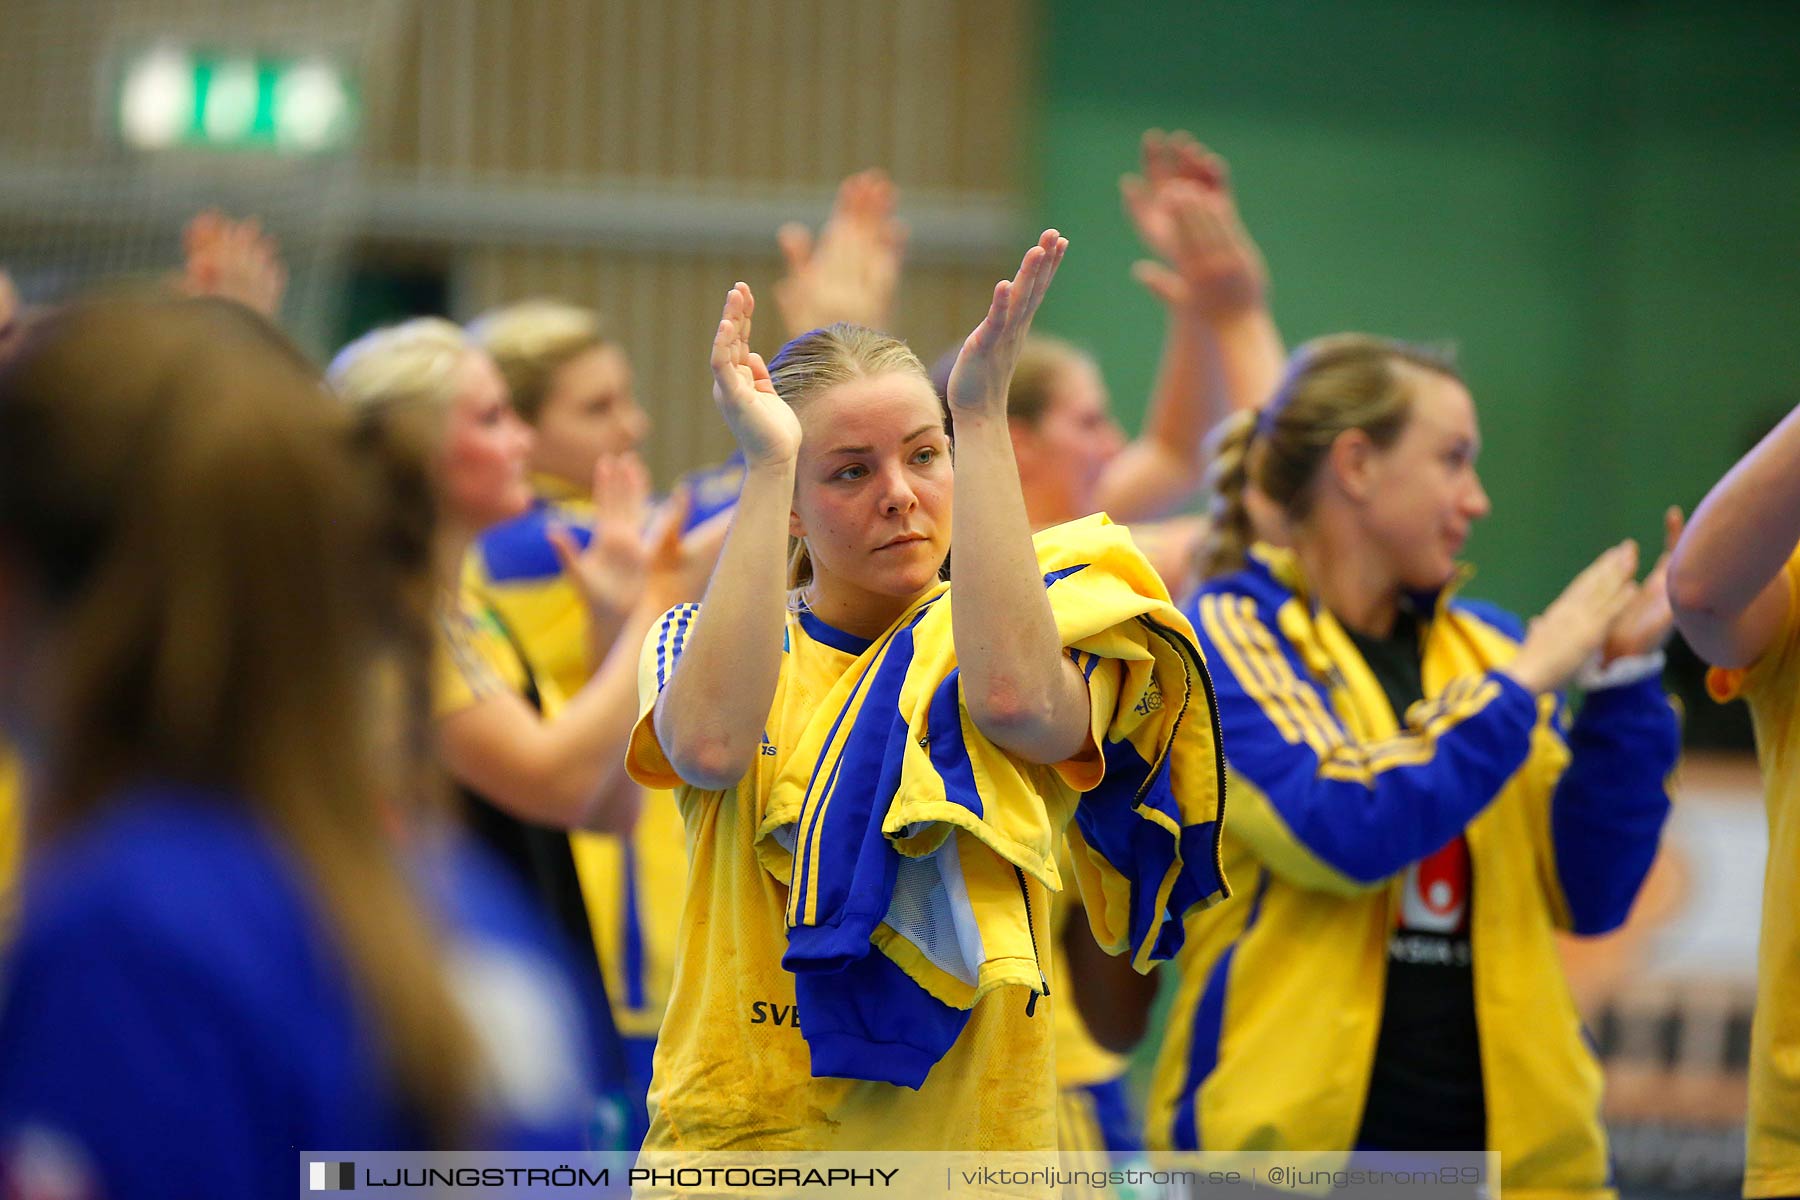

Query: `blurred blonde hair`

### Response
(767, 322, 934, 591)
(326, 316, 472, 658)
(0, 293, 480, 1145)
(467, 300, 608, 424)
(328, 316, 469, 421)
(1199, 333, 1460, 579)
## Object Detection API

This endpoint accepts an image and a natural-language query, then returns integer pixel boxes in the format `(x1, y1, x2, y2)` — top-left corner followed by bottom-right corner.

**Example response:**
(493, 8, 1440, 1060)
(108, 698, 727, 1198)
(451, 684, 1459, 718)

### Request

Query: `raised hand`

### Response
(548, 451, 652, 624)
(640, 487, 730, 614)
(1604, 506, 1686, 663)
(774, 169, 908, 336)
(1120, 131, 1267, 316)
(179, 210, 288, 319)
(1506, 541, 1642, 695)
(1120, 130, 1225, 262)
(1132, 177, 1270, 316)
(710, 283, 801, 468)
(944, 229, 1069, 416)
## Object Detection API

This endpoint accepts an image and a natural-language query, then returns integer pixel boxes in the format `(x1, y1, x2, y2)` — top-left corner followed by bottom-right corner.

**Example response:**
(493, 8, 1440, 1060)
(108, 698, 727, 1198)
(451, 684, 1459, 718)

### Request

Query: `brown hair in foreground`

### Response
(0, 291, 480, 1144)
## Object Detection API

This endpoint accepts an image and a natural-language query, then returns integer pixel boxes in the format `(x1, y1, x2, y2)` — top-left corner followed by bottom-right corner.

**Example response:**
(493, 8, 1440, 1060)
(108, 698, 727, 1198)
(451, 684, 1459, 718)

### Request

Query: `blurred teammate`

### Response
(465, 300, 718, 1145)
(1148, 334, 1680, 1198)
(0, 294, 603, 1197)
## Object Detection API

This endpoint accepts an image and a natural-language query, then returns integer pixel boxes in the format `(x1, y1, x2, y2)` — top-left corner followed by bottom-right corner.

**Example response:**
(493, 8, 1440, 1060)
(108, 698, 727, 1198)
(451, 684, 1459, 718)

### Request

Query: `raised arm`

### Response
(1097, 133, 1284, 521)
(947, 230, 1091, 764)
(651, 283, 801, 790)
(1148, 133, 1286, 421)
(773, 169, 908, 337)
(1668, 403, 1800, 667)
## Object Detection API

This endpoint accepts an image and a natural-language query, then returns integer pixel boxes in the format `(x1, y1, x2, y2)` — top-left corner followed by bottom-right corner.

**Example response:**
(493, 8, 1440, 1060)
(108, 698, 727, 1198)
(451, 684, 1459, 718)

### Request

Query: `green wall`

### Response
(1035, 0, 1800, 616)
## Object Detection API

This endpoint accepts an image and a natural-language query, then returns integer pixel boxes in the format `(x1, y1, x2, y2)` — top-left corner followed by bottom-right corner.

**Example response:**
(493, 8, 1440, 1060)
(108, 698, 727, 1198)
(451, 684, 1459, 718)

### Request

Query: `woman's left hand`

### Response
(1603, 506, 1686, 662)
(944, 229, 1068, 417)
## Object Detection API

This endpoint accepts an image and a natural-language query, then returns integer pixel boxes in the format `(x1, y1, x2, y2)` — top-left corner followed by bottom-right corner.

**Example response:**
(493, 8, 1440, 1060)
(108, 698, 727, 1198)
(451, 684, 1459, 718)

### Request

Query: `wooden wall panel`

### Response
(361, 0, 1025, 194)
(1, 0, 1030, 480)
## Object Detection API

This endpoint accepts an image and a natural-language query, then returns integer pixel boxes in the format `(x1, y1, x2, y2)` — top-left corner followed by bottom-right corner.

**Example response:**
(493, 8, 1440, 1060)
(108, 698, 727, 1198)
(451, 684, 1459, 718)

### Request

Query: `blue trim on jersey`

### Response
(654, 605, 698, 691)
(1043, 563, 1089, 588)
(788, 604, 937, 966)
(1549, 674, 1677, 934)
(1081, 1075, 1145, 1157)
(798, 608, 875, 656)
(1072, 707, 1224, 964)
(1455, 594, 1674, 935)
(925, 670, 984, 820)
(654, 609, 677, 689)
(794, 946, 969, 1090)
(478, 502, 592, 584)
(1182, 571, 1541, 887)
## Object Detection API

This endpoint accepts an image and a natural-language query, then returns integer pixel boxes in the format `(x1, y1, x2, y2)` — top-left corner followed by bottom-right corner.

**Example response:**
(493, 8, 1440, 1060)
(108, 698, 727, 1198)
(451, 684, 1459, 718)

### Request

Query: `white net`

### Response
(0, 0, 401, 352)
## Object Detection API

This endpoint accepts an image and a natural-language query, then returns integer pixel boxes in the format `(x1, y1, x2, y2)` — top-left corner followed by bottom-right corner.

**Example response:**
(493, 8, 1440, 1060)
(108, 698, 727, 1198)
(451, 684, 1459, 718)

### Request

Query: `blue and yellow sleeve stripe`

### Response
(1191, 588, 1539, 890)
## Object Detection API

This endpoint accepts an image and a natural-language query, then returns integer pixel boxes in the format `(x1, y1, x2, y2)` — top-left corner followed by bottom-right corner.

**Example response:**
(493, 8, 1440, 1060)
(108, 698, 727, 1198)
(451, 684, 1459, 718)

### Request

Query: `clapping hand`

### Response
(1508, 541, 1641, 695)
(640, 487, 731, 614)
(549, 452, 652, 627)
(774, 169, 908, 336)
(1120, 131, 1267, 317)
(1603, 507, 1685, 664)
(944, 229, 1069, 417)
(710, 283, 801, 468)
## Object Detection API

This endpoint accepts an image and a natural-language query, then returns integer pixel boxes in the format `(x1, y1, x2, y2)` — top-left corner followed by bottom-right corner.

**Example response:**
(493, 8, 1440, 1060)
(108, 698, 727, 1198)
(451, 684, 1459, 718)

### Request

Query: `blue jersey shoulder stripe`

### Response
(478, 504, 592, 584)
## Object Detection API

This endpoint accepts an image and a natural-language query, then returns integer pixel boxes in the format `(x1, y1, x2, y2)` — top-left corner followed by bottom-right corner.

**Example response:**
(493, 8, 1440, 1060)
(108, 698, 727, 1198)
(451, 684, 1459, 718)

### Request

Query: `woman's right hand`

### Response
(639, 487, 731, 614)
(548, 451, 652, 625)
(1505, 540, 1641, 695)
(710, 283, 801, 468)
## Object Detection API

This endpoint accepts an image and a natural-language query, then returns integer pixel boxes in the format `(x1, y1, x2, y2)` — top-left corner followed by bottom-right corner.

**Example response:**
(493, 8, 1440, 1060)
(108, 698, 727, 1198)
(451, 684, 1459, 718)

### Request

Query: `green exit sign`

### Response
(115, 44, 359, 154)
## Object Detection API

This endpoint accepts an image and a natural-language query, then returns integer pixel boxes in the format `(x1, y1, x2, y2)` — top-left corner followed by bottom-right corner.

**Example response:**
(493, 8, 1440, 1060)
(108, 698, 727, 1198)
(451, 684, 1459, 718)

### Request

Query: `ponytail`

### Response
(1197, 409, 1261, 581)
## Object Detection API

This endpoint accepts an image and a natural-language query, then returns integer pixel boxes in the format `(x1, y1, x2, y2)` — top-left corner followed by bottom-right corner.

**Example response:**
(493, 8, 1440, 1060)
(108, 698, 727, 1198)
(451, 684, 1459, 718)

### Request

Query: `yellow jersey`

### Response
(626, 602, 1062, 1150)
(1706, 546, 1800, 1200)
(1050, 899, 1131, 1091)
(1050, 858, 1138, 1160)
(625, 516, 1226, 1152)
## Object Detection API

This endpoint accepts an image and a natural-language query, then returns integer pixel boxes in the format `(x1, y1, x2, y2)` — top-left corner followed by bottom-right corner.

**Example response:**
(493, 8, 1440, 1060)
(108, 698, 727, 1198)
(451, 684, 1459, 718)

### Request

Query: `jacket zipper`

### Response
(1014, 865, 1050, 1016)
